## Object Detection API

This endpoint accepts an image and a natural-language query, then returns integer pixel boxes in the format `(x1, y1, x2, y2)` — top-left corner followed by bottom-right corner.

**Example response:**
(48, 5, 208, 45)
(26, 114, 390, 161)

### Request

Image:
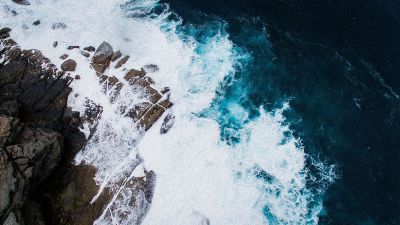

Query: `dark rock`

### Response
(143, 64, 159, 73)
(160, 113, 175, 134)
(60, 54, 68, 60)
(32, 20, 40, 26)
(80, 50, 90, 58)
(124, 69, 145, 85)
(160, 87, 170, 95)
(12, 0, 30, 5)
(67, 45, 79, 50)
(0, 27, 11, 39)
(0, 101, 20, 117)
(52, 41, 58, 48)
(51, 23, 67, 30)
(115, 55, 129, 68)
(111, 50, 122, 62)
(61, 59, 77, 71)
(126, 102, 152, 122)
(158, 99, 173, 109)
(138, 104, 165, 131)
(91, 42, 113, 73)
(74, 75, 81, 80)
(83, 46, 95, 52)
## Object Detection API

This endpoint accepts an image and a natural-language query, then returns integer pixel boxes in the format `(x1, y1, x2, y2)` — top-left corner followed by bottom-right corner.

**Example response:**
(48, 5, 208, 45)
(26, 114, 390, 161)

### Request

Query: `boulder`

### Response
(115, 55, 129, 68)
(83, 46, 95, 52)
(61, 59, 77, 71)
(111, 50, 122, 62)
(91, 42, 113, 73)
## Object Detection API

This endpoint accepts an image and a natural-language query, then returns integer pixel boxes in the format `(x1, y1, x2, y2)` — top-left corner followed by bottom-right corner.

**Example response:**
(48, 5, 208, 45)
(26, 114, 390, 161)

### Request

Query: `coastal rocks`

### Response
(11, 0, 30, 5)
(115, 55, 129, 68)
(61, 59, 77, 71)
(91, 42, 113, 73)
(83, 46, 95, 52)
(160, 113, 175, 134)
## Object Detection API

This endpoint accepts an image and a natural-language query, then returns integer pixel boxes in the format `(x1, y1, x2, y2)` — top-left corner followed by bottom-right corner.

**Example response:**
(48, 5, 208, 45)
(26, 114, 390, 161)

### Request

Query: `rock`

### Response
(138, 104, 165, 131)
(0, 101, 20, 117)
(32, 20, 40, 26)
(160, 113, 175, 134)
(51, 23, 67, 30)
(111, 50, 122, 62)
(0, 150, 15, 217)
(60, 54, 68, 60)
(126, 102, 152, 122)
(0, 27, 11, 39)
(115, 55, 129, 68)
(12, 0, 30, 5)
(67, 45, 79, 50)
(143, 64, 159, 73)
(61, 59, 77, 71)
(160, 87, 170, 95)
(124, 69, 146, 85)
(74, 75, 81, 80)
(52, 41, 58, 48)
(91, 42, 113, 73)
(80, 50, 90, 58)
(83, 46, 95, 52)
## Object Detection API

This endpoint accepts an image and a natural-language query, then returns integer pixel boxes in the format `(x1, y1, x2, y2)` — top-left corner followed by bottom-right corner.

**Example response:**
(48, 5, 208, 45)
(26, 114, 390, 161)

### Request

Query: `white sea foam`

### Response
(0, 0, 334, 224)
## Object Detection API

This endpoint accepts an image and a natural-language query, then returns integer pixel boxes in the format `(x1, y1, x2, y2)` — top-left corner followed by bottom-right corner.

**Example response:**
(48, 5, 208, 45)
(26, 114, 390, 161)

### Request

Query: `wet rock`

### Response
(111, 50, 122, 62)
(12, 0, 30, 5)
(32, 20, 40, 26)
(52, 41, 58, 48)
(160, 87, 170, 95)
(0, 27, 11, 39)
(67, 45, 79, 50)
(143, 64, 159, 73)
(159, 99, 173, 109)
(51, 23, 67, 30)
(80, 50, 90, 58)
(160, 113, 175, 134)
(83, 46, 95, 52)
(126, 102, 152, 122)
(91, 42, 113, 73)
(124, 69, 146, 85)
(138, 104, 165, 131)
(61, 59, 77, 71)
(60, 54, 68, 60)
(115, 55, 129, 68)
(74, 75, 81, 80)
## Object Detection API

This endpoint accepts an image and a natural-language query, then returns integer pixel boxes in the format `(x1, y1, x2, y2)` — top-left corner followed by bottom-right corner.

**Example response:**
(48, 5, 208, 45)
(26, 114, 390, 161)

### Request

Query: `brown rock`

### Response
(158, 99, 173, 109)
(115, 55, 130, 69)
(138, 104, 165, 130)
(126, 103, 152, 122)
(111, 50, 122, 62)
(61, 59, 77, 71)
(91, 42, 113, 73)
(83, 46, 95, 52)
(124, 69, 145, 85)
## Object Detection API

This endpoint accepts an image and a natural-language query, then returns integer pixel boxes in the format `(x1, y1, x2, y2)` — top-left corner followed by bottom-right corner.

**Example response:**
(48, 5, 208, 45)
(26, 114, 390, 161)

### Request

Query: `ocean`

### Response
(1, 0, 399, 224)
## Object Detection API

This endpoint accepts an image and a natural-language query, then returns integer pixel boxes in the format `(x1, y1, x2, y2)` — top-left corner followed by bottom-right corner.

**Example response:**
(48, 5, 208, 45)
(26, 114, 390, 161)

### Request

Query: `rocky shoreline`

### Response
(0, 26, 172, 225)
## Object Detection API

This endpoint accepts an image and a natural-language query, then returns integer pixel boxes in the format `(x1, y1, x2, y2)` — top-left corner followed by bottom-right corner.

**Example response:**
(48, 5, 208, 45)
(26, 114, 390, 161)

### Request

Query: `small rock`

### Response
(160, 87, 170, 95)
(61, 59, 77, 71)
(115, 55, 129, 68)
(12, 0, 30, 5)
(80, 50, 90, 58)
(67, 45, 80, 50)
(53, 41, 58, 48)
(75, 75, 81, 80)
(60, 54, 68, 60)
(51, 22, 67, 30)
(0, 27, 11, 39)
(91, 42, 113, 73)
(111, 50, 122, 62)
(143, 64, 159, 73)
(160, 113, 175, 134)
(32, 20, 41, 26)
(84, 46, 95, 52)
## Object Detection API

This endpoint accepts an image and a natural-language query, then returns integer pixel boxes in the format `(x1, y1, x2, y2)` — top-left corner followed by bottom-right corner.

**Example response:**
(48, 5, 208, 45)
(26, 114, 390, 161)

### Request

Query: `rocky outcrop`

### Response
(0, 28, 85, 225)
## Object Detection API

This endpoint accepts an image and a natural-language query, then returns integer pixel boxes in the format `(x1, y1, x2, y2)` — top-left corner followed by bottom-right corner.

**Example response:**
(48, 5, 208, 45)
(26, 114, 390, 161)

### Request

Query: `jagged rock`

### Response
(83, 46, 95, 52)
(143, 64, 159, 73)
(51, 23, 67, 30)
(67, 46, 79, 50)
(52, 41, 58, 48)
(0, 150, 15, 217)
(61, 59, 77, 71)
(42, 165, 113, 225)
(160, 87, 170, 95)
(124, 69, 145, 85)
(138, 104, 165, 131)
(111, 50, 122, 62)
(126, 102, 152, 122)
(115, 55, 129, 68)
(159, 99, 173, 109)
(11, 0, 30, 5)
(60, 54, 68, 60)
(91, 42, 113, 73)
(32, 20, 40, 26)
(160, 113, 175, 134)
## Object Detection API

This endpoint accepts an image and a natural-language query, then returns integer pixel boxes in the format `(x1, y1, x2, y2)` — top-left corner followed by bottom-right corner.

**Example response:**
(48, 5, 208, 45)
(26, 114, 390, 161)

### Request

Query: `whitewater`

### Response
(0, 0, 335, 224)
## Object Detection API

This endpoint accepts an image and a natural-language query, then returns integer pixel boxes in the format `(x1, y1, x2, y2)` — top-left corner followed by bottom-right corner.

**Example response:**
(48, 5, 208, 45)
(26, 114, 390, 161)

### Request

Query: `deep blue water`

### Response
(160, 0, 400, 224)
